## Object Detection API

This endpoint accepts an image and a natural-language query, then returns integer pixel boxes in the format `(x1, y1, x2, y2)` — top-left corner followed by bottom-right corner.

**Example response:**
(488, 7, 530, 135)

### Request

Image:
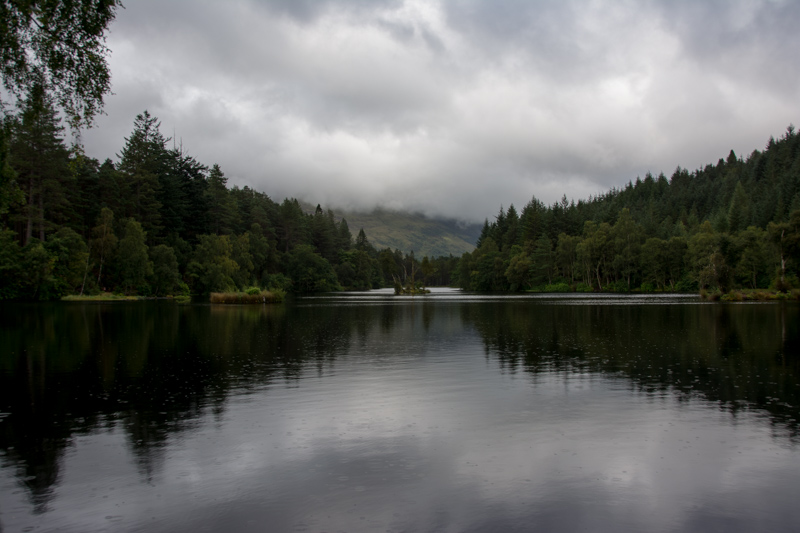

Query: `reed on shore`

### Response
(701, 288, 800, 302)
(210, 288, 285, 304)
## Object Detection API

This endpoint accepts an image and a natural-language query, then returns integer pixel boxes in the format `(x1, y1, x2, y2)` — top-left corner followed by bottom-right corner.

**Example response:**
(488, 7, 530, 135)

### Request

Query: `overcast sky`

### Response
(79, 0, 799, 222)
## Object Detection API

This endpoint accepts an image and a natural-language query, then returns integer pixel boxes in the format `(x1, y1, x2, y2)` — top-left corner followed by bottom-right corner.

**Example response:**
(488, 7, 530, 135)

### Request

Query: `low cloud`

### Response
(81, 0, 800, 222)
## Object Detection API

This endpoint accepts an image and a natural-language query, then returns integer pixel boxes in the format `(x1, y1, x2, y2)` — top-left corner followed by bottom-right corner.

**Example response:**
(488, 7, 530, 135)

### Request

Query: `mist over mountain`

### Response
(303, 204, 481, 257)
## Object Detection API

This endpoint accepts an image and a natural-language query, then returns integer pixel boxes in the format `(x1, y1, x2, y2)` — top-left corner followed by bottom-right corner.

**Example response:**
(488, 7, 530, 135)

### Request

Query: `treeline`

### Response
(3, 84, 799, 299)
(459, 126, 800, 293)
(0, 86, 456, 300)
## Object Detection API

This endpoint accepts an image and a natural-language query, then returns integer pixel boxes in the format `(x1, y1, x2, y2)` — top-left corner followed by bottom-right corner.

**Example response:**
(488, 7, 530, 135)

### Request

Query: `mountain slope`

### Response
(345, 210, 480, 257)
(303, 205, 480, 257)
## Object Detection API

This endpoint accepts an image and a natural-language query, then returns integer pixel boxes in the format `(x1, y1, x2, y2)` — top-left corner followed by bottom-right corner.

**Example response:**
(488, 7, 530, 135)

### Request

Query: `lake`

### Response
(1, 289, 799, 532)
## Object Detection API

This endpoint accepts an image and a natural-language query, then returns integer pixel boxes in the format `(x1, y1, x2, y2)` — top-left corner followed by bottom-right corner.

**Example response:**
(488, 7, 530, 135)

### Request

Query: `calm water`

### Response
(1, 289, 799, 532)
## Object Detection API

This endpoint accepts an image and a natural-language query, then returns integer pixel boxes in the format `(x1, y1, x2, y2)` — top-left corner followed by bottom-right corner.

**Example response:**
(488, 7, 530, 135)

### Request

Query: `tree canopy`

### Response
(0, 0, 122, 128)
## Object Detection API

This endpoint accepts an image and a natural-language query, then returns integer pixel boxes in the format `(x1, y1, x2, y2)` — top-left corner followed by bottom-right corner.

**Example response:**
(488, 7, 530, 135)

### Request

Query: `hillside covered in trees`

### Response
(0, 87, 456, 300)
(459, 126, 800, 294)
(319, 207, 481, 259)
(1, 82, 799, 299)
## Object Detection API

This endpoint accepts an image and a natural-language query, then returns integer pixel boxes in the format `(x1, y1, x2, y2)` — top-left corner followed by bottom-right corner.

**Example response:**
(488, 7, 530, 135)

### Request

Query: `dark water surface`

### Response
(1, 289, 799, 532)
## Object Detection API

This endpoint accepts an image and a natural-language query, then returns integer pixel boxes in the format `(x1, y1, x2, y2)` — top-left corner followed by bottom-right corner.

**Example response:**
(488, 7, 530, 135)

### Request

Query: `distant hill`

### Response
(302, 204, 480, 257)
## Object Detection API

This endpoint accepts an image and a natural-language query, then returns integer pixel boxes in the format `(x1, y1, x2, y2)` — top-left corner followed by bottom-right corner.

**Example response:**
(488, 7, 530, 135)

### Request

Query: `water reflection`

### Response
(462, 301, 800, 437)
(0, 295, 799, 531)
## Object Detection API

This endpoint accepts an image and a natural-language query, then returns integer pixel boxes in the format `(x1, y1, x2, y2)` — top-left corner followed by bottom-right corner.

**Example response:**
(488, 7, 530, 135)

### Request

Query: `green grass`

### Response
(63, 292, 142, 301)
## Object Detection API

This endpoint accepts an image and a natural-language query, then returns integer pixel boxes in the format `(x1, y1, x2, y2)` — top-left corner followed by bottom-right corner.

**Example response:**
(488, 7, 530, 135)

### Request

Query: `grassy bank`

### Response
(701, 289, 800, 302)
(210, 289, 285, 304)
(63, 292, 144, 301)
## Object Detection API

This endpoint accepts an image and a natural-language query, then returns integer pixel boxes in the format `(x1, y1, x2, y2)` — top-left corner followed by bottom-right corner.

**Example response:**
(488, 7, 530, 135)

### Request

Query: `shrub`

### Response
(261, 272, 292, 292)
(700, 288, 721, 301)
(674, 278, 697, 293)
(608, 280, 629, 293)
(543, 282, 570, 292)
(639, 282, 657, 293)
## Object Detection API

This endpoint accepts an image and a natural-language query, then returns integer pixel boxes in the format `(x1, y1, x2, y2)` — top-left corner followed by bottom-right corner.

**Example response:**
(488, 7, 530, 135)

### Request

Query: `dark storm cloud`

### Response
(80, 0, 799, 222)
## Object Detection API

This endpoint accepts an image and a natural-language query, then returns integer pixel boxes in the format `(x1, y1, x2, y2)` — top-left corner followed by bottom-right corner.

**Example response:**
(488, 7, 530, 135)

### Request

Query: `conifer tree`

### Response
(117, 111, 166, 241)
(206, 164, 236, 235)
(727, 182, 751, 233)
(338, 218, 352, 251)
(9, 82, 70, 244)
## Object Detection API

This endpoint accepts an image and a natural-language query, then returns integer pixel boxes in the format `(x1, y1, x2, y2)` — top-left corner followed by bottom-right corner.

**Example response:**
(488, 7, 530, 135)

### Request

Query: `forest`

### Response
(0, 86, 457, 300)
(0, 84, 799, 299)
(459, 125, 800, 295)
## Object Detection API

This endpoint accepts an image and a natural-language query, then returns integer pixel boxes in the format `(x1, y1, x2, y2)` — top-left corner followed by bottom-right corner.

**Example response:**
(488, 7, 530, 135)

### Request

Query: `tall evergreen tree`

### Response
(338, 218, 352, 251)
(117, 111, 167, 241)
(206, 163, 236, 235)
(9, 82, 70, 244)
(727, 181, 751, 233)
(355, 228, 371, 251)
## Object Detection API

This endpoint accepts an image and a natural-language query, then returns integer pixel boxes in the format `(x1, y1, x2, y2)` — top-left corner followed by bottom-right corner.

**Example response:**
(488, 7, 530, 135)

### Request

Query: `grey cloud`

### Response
(256, 0, 404, 23)
(81, 0, 800, 223)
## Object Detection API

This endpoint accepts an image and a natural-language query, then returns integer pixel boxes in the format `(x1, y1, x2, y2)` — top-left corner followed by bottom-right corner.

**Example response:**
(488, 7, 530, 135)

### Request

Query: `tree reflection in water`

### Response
(0, 298, 798, 513)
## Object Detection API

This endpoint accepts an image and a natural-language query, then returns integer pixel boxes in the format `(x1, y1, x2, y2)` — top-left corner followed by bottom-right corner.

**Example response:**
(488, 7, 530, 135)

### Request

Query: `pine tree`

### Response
(355, 228, 370, 251)
(206, 164, 236, 235)
(117, 111, 167, 241)
(310, 205, 337, 262)
(338, 218, 352, 251)
(9, 82, 70, 244)
(727, 182, 751, 233)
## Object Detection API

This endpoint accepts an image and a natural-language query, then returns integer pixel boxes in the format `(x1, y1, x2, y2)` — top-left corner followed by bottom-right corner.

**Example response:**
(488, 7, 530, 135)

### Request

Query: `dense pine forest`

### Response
(459, 125, 800, 295)
(1, 84, 799, 299)
(0, 87, 455, 300)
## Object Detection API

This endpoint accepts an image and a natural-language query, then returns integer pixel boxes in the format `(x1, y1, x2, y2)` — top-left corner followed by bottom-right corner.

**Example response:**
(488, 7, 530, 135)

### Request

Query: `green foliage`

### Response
(117, 111, 166, 240)
(543, 282, 570, 292)
(230, 233, 254, 289)
(0, 228, 23, 298)
(150, 244, 181, 296)
(261, 272, 292, 292)
(116, 219, 152, 295)
(0, 120, 23, 218)
(0, 0, 122, 128)
(674, 278, 698, 293)
(206, 164, 238, 235)
(91, 207, 117, 290)
(9, 82, 70, 244)
(286, 244, 339, 292)
(21, 240, 59, 299)
(505, 248, 532, 292)
(639, 282, 657, 293)
(735, 226, 768, 289)
(47, 226, 89, 294)
(3, 95, 799, 300)
(337, 249, 379, 290)
(187, 234, 238, 294)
